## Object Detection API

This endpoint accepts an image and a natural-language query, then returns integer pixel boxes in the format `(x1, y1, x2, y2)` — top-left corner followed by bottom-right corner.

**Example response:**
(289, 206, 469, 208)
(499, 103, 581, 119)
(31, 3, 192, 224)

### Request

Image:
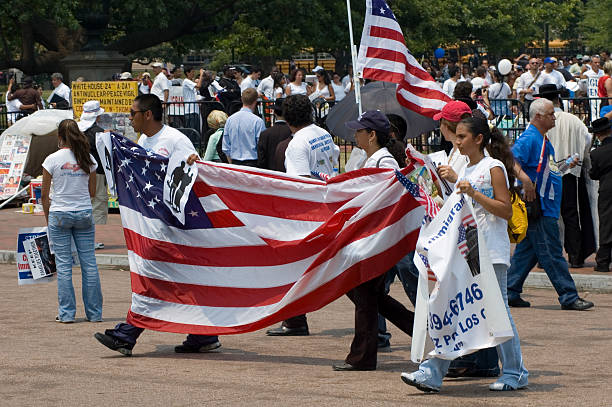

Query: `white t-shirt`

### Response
(137, 125, 196, 158)
(240, 76, 256, 93)
(458, 156, 510, 266)
(332, 83, 346, 101)
(516, 71, 539, 101)
(488, 82, 512, 99)
(257, 76, 275, 99)
(42, 149, 97, 212)
(584, 68, 604, 80)
(182, 78, 200, 114)
(535, 70, 566, 91)
(5, 92, 22, 121)
(47, 82, 71, 105)
(363, 147, 399, 169)
(442, 78, 458, 98)
(285, 124, 340, 177)
(151, 73, 170, 101)
(139, 83, 150, 94)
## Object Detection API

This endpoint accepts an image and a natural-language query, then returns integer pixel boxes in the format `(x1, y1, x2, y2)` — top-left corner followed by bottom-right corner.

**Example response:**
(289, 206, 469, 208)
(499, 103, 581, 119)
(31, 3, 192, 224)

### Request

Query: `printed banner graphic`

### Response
(411, 193, 513, 361)
(102, 132, 432, 335)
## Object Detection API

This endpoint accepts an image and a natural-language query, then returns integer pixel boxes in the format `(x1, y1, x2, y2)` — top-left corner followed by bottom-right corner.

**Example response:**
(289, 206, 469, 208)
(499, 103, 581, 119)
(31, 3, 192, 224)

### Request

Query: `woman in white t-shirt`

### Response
(402, 117, 528, 392)
(285, 68, 312, 96)
(332, 110, 414, 372)
(331, 72, 347, 102)
(41, 119, 103, 323)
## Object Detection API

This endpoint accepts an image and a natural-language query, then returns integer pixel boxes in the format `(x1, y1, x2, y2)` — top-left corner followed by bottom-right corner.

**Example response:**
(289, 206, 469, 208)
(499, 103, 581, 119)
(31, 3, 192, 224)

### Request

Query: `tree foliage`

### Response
(0, 0, 602, 75)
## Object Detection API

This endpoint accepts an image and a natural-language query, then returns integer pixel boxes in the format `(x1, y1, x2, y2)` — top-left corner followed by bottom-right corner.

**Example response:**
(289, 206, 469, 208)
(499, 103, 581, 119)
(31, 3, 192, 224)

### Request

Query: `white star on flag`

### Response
(144, 181, 153, 191)
(147, 199, 156, 208)
(189, 210, 199, 217)
(141, 167, 147, 175)
(160, 162, 167, 172)
(145, 159, 150, 167)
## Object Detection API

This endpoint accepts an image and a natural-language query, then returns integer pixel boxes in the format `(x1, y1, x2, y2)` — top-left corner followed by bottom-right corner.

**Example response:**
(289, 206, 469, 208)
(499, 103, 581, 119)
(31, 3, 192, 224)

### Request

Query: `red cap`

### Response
(433, 101, 472, 122)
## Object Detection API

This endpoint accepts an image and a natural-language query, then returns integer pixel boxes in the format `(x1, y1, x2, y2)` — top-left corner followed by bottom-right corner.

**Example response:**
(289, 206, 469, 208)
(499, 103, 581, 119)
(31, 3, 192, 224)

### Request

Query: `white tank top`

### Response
(289, 82, 307, 95)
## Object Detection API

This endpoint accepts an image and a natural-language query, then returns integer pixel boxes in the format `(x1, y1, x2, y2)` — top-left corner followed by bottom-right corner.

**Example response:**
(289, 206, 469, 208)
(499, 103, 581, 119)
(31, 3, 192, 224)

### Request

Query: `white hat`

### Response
(312, 65, 324, 72)
(151, 62, 163, 68)
(77, 100, 105, 132)
(119, 71, 132, 80)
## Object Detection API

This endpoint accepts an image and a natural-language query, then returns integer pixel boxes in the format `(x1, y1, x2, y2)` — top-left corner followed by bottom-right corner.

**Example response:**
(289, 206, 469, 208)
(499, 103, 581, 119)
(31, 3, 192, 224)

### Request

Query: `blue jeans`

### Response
(48, 210, 102, 322)
(378, 251, 419, 346)
(415, 264, 528, 389)
(507, 216, 579, 306)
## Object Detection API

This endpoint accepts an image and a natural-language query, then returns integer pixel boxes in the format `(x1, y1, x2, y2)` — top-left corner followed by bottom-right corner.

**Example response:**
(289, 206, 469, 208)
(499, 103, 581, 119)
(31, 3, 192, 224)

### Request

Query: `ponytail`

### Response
(58, 119, 93, 175)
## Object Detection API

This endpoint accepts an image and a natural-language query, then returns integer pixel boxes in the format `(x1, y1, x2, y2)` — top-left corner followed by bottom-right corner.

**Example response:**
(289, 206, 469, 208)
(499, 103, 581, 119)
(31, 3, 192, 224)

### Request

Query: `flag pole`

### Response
(346, 0, 362, 115)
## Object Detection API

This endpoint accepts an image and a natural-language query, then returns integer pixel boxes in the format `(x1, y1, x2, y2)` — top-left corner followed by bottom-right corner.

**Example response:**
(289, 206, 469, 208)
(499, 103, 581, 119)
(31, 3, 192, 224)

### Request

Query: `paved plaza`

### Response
(1, 260, 611, 406)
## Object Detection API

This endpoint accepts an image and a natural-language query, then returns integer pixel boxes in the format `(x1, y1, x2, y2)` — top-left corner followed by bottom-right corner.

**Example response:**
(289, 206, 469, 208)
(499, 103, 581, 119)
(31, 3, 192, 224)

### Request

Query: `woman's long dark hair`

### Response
(317, 69, 331, 85)
(458, 116, 519, 197)
(58, 119, 93, 174)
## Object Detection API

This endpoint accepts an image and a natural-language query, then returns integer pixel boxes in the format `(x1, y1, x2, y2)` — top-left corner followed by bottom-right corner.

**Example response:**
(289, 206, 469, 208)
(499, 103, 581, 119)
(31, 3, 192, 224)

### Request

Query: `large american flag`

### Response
(108, 133, 426, 335)
(356, 0, 451, 117)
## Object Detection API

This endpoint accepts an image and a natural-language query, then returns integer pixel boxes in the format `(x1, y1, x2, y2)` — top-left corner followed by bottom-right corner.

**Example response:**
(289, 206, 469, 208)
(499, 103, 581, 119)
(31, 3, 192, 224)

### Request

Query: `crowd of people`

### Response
(3, 49, 612, 394)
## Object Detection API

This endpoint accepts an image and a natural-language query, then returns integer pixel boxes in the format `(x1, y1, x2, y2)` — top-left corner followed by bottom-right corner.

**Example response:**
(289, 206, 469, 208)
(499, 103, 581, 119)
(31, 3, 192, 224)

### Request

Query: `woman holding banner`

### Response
(401, 117, 528, 392)
(41, 119, 103, 323)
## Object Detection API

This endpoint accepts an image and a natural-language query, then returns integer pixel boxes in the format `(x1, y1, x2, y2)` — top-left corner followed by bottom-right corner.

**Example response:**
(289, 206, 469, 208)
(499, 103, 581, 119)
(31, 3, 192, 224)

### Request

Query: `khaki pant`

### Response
(91, 174, 108, 225)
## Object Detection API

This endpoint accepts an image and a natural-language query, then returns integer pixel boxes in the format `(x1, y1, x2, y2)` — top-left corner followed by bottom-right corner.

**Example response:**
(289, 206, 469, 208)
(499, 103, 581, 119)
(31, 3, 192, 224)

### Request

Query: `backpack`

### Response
(507, 192, 528, 243)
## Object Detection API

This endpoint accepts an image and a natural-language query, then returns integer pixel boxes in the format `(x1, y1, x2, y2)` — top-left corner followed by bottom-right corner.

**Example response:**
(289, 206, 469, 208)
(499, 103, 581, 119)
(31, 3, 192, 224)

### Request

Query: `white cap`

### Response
(77, 100, 105, 132)
(312, 65, 324, 72)
(119, 72, 132, 80)
(151, 62, 163, 68)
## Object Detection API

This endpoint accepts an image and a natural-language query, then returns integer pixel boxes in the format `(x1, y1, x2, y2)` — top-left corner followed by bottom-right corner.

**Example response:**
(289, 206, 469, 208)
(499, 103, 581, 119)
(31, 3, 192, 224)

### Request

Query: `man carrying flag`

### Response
(94, 94, 222, 356)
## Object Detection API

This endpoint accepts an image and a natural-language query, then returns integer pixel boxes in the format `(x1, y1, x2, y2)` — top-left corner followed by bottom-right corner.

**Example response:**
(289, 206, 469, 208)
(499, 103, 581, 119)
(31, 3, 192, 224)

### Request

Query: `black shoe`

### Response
(94, 332, 134, 356)
(332, 363, 375, 371)
(561, 298, 594, 311)
(594, 264, 610, 272)
(508, 297, 531, 308)
(174, 341, 221, 353)
(569, 262, 584, 268)
(265, 326, 309, 336)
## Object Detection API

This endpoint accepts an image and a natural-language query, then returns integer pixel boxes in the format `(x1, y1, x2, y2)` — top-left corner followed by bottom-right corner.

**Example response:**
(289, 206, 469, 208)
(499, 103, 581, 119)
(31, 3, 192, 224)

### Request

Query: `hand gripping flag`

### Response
(356, 0, 451, 117)
(99, 132, 428, 335)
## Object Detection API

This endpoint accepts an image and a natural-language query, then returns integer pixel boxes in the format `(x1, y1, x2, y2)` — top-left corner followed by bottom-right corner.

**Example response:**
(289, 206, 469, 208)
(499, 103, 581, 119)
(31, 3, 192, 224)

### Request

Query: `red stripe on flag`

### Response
(362, 67, 405, 83)
(126, 229, 420, 335)
(200, 163, 325, 185)
(130, 273, 290, 307)
(369, 25, 405, 44)
(193, 183, 347, 222)
(365, 46, 435, 82)
(395, 93, 445, 118)
(205, 209, 244, 228)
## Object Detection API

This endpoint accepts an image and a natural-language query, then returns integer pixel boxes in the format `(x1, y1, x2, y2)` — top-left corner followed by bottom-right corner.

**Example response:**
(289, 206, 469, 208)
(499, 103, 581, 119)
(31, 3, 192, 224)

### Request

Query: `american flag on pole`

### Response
(356, 0, 451, 117)
(105, 133, 426, 335)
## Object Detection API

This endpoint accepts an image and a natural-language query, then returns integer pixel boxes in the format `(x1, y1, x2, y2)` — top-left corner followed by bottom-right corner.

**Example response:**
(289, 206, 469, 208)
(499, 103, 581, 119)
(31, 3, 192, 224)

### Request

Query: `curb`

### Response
(2, 250, 611, 292)
(1, 250, 129, 268)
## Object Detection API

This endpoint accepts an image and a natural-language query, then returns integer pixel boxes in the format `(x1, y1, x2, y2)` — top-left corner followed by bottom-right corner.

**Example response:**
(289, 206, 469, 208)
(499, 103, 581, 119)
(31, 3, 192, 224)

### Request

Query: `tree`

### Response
(0, 0, 239, 74)
(580, 0, 612, 51)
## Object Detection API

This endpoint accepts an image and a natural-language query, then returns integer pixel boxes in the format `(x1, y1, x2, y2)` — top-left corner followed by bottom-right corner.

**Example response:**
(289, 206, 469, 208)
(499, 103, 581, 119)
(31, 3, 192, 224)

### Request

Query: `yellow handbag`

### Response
(508, 192, 528, 243)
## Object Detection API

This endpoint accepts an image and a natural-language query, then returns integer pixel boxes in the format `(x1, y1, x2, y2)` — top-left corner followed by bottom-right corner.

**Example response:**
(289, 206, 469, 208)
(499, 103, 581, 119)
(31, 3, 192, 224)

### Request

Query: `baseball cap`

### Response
(151, 62, 163, 68)
(433, 101, 472, 122)
(345, 110, 390, 134)
(119, 72, 132, 80)
(543, 57, 555, 64)
(312, 66, 324, 72)
(582, 55, 591, 62)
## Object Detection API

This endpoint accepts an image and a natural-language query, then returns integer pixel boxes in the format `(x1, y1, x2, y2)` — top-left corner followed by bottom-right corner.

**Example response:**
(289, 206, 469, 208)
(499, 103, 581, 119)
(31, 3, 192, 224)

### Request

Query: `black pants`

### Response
(561, 174, 596, 264)
(596, 243, 612, 268)
(281, 315, 308, 329)
(231, 159, 258, 167)
(345, 273, 414, 369)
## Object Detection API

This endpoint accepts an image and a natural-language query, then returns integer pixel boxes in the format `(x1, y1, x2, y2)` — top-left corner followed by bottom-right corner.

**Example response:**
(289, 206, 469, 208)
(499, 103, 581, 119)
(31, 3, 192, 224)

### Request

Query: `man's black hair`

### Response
(134, 94, 163, 121)
(449, 66, 460, 77)
(283, 95, 313, 127)
(184, 65, 194, 74)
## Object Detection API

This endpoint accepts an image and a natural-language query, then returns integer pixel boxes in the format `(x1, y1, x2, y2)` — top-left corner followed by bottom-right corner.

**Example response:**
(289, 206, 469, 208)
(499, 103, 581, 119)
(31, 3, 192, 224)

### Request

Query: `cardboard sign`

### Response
(71, 81, 138, 117)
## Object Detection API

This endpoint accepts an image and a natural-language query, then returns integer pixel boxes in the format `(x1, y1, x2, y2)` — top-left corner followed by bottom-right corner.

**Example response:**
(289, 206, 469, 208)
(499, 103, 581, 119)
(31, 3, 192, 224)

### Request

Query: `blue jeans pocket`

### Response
(73, 211, 93, 229)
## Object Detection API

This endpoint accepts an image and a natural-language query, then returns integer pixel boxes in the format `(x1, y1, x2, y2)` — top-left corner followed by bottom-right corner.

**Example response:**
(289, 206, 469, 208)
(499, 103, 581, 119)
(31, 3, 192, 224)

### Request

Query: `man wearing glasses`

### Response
(94, 94, 222, 356)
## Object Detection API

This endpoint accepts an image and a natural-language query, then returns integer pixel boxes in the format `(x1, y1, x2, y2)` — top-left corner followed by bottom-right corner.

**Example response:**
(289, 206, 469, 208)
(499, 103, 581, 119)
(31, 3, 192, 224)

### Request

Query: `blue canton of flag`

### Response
(371, 0, 397, 20)
(110, 133, 212, 230)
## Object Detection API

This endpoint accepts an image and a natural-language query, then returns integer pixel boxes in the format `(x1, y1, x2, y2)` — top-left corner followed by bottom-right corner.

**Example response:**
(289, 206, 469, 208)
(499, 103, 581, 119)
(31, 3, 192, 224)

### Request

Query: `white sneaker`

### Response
(94, 243, 105, 250)
(400, 371, 440, 393)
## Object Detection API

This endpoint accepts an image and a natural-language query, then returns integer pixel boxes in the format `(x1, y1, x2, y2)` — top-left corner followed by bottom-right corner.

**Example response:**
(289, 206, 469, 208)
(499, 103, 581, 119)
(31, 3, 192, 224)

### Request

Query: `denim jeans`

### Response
(507, 216, 579, 306)
(415, 264, 529, 389)
(48, 210, 103, 321)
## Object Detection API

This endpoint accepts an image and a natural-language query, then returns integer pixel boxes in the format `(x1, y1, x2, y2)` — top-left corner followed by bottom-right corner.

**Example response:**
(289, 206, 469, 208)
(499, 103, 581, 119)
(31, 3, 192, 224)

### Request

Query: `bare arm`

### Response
(456, 166, 512, 220)
(513, 161, 535, 201)
(42, 169, 52, 223)
(88, 171, 97, 198)
(327, 84, 335, 101)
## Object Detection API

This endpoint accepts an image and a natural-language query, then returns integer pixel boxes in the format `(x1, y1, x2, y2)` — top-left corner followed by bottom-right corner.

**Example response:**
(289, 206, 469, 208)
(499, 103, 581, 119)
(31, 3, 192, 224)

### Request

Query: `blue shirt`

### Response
(222, 107, 266, 161)
(512, 124, 562, 218)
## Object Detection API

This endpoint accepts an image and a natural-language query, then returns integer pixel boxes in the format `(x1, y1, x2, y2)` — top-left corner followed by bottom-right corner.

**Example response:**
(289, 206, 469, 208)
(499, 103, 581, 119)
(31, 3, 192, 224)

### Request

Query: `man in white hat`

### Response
(150, 62, 169, 103)
(119, 72, 132, 80)
(78, 100, 108, 249)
